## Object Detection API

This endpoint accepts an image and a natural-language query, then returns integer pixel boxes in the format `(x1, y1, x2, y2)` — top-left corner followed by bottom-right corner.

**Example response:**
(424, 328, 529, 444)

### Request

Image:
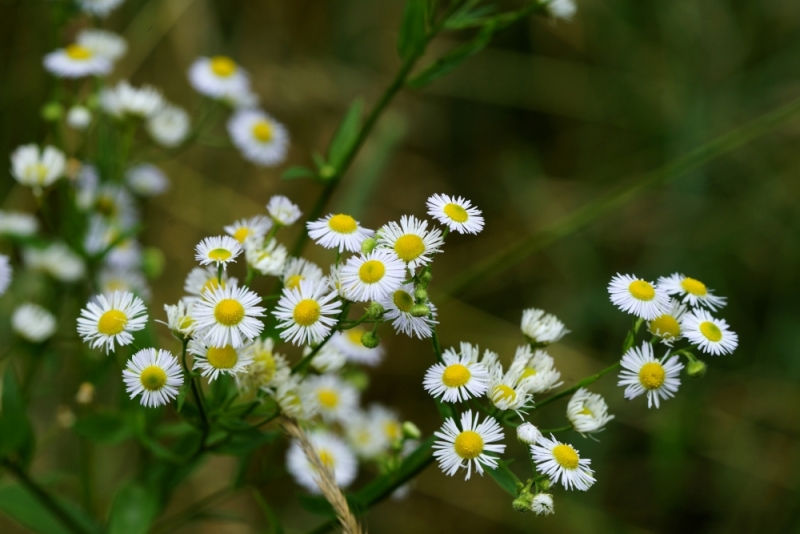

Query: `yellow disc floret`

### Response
(293, 299, 321, 326)
(318, 449, 335, 469)
(346, 328, 365, 346)
(394, 234, 425, 262)
(628, 280, 655, 301)
(317, 389, 339, 409)
(443, 203, 469, 223)
(552, 444, 579, 469)
(579, 406, 594, 416)
(139, 366, 167, 391)
(358, 260, 385, 284)
(285, 274, 304, 289)
(392, 290, 414, 313)
(207, 345, 238, 369)
(202, 277, 224, 293)
(214, 299, 245, 326)
(208, 248, 232, 261)
(699, 321, 722, 342)
(233, 227, 250, 243)
(492, 384, 517, 403)
(454, 430, 484, 460)
(210, 55, 237, 77)
(649, 314, 681, 339)
(681, 277, 707, 296)
(251, 121, 273, 142)
(327, 214, 357, 234)
(98, 309, 128, 335)
(521, 366, 538, 379)
(66, 44, 93, 60)
(441, 364, 471, 388)
(638, 362, 666, 390)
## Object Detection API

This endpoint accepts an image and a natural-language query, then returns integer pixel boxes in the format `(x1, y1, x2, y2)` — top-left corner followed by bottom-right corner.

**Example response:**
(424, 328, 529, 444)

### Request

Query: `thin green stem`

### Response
(534, 361, 621, 411)
(149, 486, 238, 534)
(540, 424, 573, 434)
(430, 324, 443, 362)
(181, 341, 209, 450)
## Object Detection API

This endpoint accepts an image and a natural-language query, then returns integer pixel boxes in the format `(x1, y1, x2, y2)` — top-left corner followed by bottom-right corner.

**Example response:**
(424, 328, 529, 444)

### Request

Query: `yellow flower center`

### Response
(95, 195, 117, 217)
(214, 299, 245, 326)
(97, 310, 128, 335)
(454, 430, 484, 460)
(392, 290, 414, 313)
(552, 444, 579, 470)
(681, 277, 707, 296)
(202, 277, 224, 294)
(232, 227, 250, 243)
(579, 405, 593, 416)
(251, 121, 273, 142)
(492, 384, 517, 403)
(208, 248, 232, 262)
(285, 274, 304, 290)
(346, 328, 365, 345)
(66, 44, 93, 60)
(139, 366, 167, 391)
(327, 214, 358, 234)
(178, 316, 194, 330)
(358, 260, 385, 284)
(521, 366, 537, 379)
(317, 389, 339, 409)
(26, 163, 52, 183)
(638, 362, 665, 390)
(443, 203, 469, 223)
(318, 449, 335, 469)
(649, 315, 681, 338)
(293, 299, 320, 326)
(628, 280, 655, 301)
(394, 234, 425, 262)
(207, 345, 238, 369)
(254, 350, 277, 381)
(441, 363, 471, 388)
(699, 321, 722, 342)
(384, 421, 401, 441)
(210, 55, 237, 77)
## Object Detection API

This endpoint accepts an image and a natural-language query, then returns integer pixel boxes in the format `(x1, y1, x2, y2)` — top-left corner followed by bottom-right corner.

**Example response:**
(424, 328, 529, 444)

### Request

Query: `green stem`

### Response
(540, 424, 573, 434)
(534, 361, 621, 411)
(430, 324, 443, 362)
(181, 341, 209, 450)
(149, 486, 238, 534)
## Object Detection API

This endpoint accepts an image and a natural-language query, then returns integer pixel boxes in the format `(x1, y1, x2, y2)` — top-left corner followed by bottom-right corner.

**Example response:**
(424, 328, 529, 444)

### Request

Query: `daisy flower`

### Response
(77, 291, 148, 354)
(423, 349, 489, 403)
(433, 410, 505, 480)
(283, 257, 325, 290)
(516, 422, 543, 445)
(236, 337, 288, 393)
(0, 210, 39, 237)
(192, 284, 265, 348)
(531, 435, 595, 491)
(98, 268, 150, 300)
(78, 0, 125, 17)
(681, 309, 738, 356)
(307, 213, 374, 253)
(188, 56, 250, 100)
(246, 238, 288, 276)
(163, 299, 195, 338)
(273, 279, 342, 346)
(100, 81, 164, 119)
(12, 303, 57, 343)
(566, 388, 614, 435)
(92, 185, 139, 226)
(286, 430, 358, 493)
(618, 342, 683, 408)
(0, 255, 11, 296)
(227, 109, 289, 167)
(339, 250, 405, 302)
(122, 349, 183, 408)
(377, 215, 443, 269)
(224, 215, 272, 244)
(11, 144, 66, 191)
(125, 164, 169, 197)
(531, 493, 555, 515)
(330, 326, 385, 366)
(275, 375, 319, 420)
(346, 412, 389, 459)
(607, 273, 670, 320)
(547, 0, 576, 20)
(147, 104, 190, 147)
(426, 193, 484, 235)
(303, 374, 359, 424)
(76, 29, 127, 61)
(647, 298, 688, 344)
(267, 195, 302, 226)
(66, 106, 92, 130)
(43, 44, 112, 78)
(307, 344, 347, 374)
(183, 266, 236, 299)
(23, 243, 85, 282)
(195, 235, 242, 270)
(380, 282, 438, 339)
(658, 273, 727, 311)
(189, 340, 254, 381)
(487, 367, 532, 412)
(521, 308, 569, 345)
(369, 404, 404, 445)
(511, 346, 562, 394)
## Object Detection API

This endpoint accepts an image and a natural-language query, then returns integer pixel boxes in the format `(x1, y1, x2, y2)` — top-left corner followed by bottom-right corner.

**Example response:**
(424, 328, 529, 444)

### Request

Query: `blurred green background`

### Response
(2, 0, 800, 532)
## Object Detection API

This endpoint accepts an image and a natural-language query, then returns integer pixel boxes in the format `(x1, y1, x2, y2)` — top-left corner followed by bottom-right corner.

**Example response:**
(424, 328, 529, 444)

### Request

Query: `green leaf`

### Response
(397, 0, 428, 60)
(214, 428, 279, 456)
(486, 461, 518, 496)
(311, 152, 327, 170)
(0, 369, 34, 464)
(355, 435, 434, 505)
(72, 412, 131, 444)
(0, 484, 101, 534)
(281, 166, 316, 181)
(252, 488, 284, 534)
(137, 434, 185, 463)
(622, 329, 636, 352)
(444, 1, 496, 29)
(107, 481, 160, 534)
(327, 98, 364, 170)
(408, 23, 496, 88)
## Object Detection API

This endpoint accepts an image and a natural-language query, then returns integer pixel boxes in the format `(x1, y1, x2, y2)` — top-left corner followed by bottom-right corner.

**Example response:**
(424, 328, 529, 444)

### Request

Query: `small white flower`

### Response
(307, 344, 347, 374)
(647, 298, 688, 344)
(567, 388, 614, 435)
(188, 56, 250, 100)
(125, 164, 169, 197)
(91, 184, 139, 227)
(183, 266, 237, 299)
(100, 81, 164, 119)
(330, 325, 385, 366)
(224, 215, 272, 244)
(77, 291, 148, 354)
(283, 257, 324, 290)
(228, 109, 289, 167)
(23, 243, 85, 282)
(235, 337, 288, 393)
(12, 303, 57, 343)
(547, 0, 577, 20)
(66, 106, 92, 130)
(423, 348, 489, 403)
(339, 250, 405, 302)
(618, 342, 683, 408)
(0, 255, 11, 296)
(658, 273, 727, 311)
(531, 435, 594, 491)
(0, 210, 39, 237)
(195, 235, 242, 270)
(346, 411, 389, 459)
(76, 29, 127, 61)
(487, 367, 532, 413)
(78, 0, 125, 17)
(303, 374, 359, 424)
(98, 268, 150, 300)
(43, 44, 112, 78)
(426, 193, 484, 235)
(286, 430, 358, 493)
(531, 493, 554, 515)
(193, 284, 265, 348)
(377, 215, 443, 270)
(307, 213, 374, 253)
(146, 104, 190, 147)
(521, 308, 569, 345)
(273, 279, 342, 346)
(511, 346, 562, 394)
(608, 273, 670, 320)
(123, 348, 183, 408)
(11, 144, 66, 191)
(246, 238, 288, 276)
(267, 195, 302, 226)
(433, 410, 505, 480)
(379, 282, 437, 339)
(163, 299, 195, 338)
(516, 422, 543, 445)
(274, 374, 318, 420)
(189, 339, 254, 381)
(681, 309, 738, 356)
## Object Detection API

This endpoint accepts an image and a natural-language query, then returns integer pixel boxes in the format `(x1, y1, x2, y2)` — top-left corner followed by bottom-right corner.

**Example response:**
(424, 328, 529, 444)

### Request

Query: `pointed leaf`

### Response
(327, 98, 364, 170)
(397, 0, 428, 60)
(409, 23, 496, 89)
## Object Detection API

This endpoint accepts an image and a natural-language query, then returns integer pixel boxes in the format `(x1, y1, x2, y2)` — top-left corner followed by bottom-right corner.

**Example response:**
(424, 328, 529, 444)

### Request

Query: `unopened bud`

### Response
(410, 304, 430, 318)
(67, 106, 91, 130)
(319, 165, 336, 181)
(414, 287, 428, 302)
(41, 102, 63, 121)
(402, 421, 421, 440)
(361, 330, 380, 349)
(512, 492, 534, 513)
(361, 237, 377, 254)
(687, 359, 707, 378)
(516, 422, 543, 445)
(343, 369, 369, 391)
(142, 247, 165, 279)
(365, 301, 385, 319)
(418, 271, 433, 287)
(76, 382, 95, 405)
(57, 406, 76, 428)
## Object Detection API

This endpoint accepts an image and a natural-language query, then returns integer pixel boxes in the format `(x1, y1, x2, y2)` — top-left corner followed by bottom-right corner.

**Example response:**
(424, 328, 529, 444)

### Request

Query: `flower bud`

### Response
(512, 492, 534, 513)
(365, 301, 385, 319)
(41, 102, 63, 121)
(414, 287, 428, 302)
(76, 382, 95, 405)
(361, 330, 380, 349)
(516, 422, 542, 445)
(531, 493, 554, 515)
(418, 270, 433, 287)
(410, 303, 430, 318)
(687, 359, 707, 378)
(402, 421, 421, 440)
(361, 237, 377, 254)
(319, 165, 336, 181)
(67, 106, 91, 130)
(142, 247, 165, 279)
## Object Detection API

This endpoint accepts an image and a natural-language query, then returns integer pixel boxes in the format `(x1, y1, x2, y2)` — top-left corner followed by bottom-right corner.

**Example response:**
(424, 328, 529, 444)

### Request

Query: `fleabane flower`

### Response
(307, 344, 347, 373)
(618, 342, 683, 408)
(122, 349, 183, 408)
(12, 303, 57, 343)
(339, 250, 405, 302)
(532, 493, 555, 515)
(163, 299, 195, 338)
(100, 81, 164, 119)
(423, 349, 489, 403)
(608, 273, 670, 320)
(303, 374, 359, 424)
(184, 266, 236, 299)
(511, 346, 562, 394)
(647, 298, 688, 344)
(193, 284, 265, 348)
(99, 268, 150, 300)
(77, 291, 148, 354)
(547, 0, 577, 20)
(273, 279, 342, 346)
(246, 238, 288, 276)
(274, 375, 318, 420)
(228, 109, 289, 167)
(189, 340, 254, 381)
(236, 337, 288, 393)
(224, 215, 272, 244)
(426, 193, 484, 235)
(0, 255, 12, 296)
(521, 308, 569, 346)
(380, 282, 438, 339)
(78, 0, 125, 17)
(658, 273, 727, 311)
(531, 435, 595, 491)
(11, 144, 66, 191)
(307, 213, 374, 253)
(195, 235, 242, 270)
(283, 257, 325, 290)
(286, 430, 358, 493)
(267, 195, 302, 226)
(681, 309, 738, 356)
(125, 164, 169, 197)
(487, 367, 532, 413)
(345, 411, 390, 459)
(67, 106, 92, 130)
(567, 388, 614, 435)
(0, 211, 38, 237)
(188, 56, 250, 100)
(146, 104, 190, 147)
(76, 29, 127, 61)
(330, 326, 385, 366)
(23, 243, 85, 282)
(377, 215, 443, 270)
(43, 44, 112, 78)
(516, 422, 543, 445)
(433, 410, 505, 480)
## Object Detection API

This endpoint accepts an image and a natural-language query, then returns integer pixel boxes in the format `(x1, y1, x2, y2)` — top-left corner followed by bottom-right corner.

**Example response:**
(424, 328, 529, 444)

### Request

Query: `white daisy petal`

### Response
(608, 273, 670, 320)
(77, 291, 148, 354)
(188, 56, 250, 100)
(228, 109, 289, 167)
(43, 45, 112, 78)
(286, 430, 357, 493)
(195, 235, 242, 270)
(192, 284, 265, 348)
(566, 388, 614, 435)
(426, 193, 484, 235)
(339, 250, 405, 302)
(379, 282, 438, 339)
(12, 303, 57, 343)
(530, 435, 595, 491)
(189, 339, 255, 381)
(376, 215, 444, 270)
(681, 309, 738, 356)
(306, 213, 374, 253)
(432, 410, 505, 480)
(122, 348, 184, 408)
(423, 347, 489, 403)
(658, 273, 727, 311)
(273, 279, 342, 346)
(267, 195, 302, 226)
(618, 342, 684, 409)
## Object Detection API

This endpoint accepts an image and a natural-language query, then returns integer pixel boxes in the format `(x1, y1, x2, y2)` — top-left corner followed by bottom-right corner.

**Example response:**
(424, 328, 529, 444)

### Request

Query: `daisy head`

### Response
(0, 210, 39, 237)
(147, 104, 190, 147)
(618, 342, 683, 408)
(12, 303, 57, 344)
(224, 215, 272, 244)
(100, 81, 164, 119)
(163, 299, 195, 338)
(547, 0, 577, 20)
(520, 308, 569, 346)
(76, 29, 127, 62)
(487, 369, 532, 413)
(302, 374, 359, 424)
(306, 213, 374, 253)
(531, 435, 595, 491)
(376, 215, 443, 269)
(423, 348, 489, 403)
(246, 238, 288, 276)
(67, 106, 92, 130)
(608, 273, 670, 320)
(566, 388, 614, 435)
(188, 56, 250, 100)
(346, 411, 390, 459)
(283, 257, 324, 290)
(432, 410, 505, 480)
(681, 309, 738, 356)
(0, 254, 12, 296)
(195, 235, 242, 270)
(286, 430, 358, 493)
(307, 343, 347, 374)
(78, 0, 124, 17)
(330, 326, 385, 366)
(189, 339, 254, 381)
(192, 284, 265, 348)
(125, 164, 169, 197)
(658, 273, 727, 311)
(236, 337, 288, 393)
(531, 493, 555, 515)
(379, 282, 438, 339)
(43, 43, 112, 78)
(23, 243, 85, 282)
(267, 195, 302, 226)
(339, 249, 405, 302)
(511, 346, 563, 394)
(516, 422, 543, 445)
(275, 375, 319, 421)
(11, 144, 66, 191)
(77, 291, 148, 354)
(426, 193, 484, 235)
(273, 279, 342, 346)
(227, 109, 290, 167)
(647, 298, 688, 344)
(122, 348, 184, 408)
(184, 266, 237, 299)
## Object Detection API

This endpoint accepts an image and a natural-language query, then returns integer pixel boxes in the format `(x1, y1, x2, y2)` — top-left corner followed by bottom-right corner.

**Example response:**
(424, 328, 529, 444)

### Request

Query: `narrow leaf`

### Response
(327, 98, 364, 170)
(281, 166, 316, 181)
(107, 482, 160, 534)
(397, 0, 428, 60)
(409, 23, 496, 89)
(486, 461, 518, 496)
